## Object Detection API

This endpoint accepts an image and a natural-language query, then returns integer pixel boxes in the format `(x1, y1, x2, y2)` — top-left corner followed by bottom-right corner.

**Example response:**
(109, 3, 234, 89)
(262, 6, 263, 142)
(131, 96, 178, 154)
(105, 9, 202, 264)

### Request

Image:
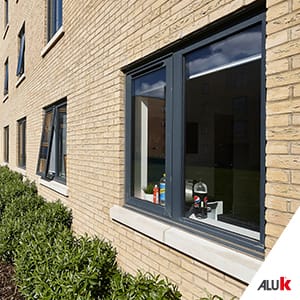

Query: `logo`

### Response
(257, 277, 291, 291)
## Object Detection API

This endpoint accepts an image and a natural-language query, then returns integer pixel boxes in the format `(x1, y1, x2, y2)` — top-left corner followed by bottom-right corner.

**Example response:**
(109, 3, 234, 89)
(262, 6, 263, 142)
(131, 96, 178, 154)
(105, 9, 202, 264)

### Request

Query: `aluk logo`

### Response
(257, 277, 291, 291)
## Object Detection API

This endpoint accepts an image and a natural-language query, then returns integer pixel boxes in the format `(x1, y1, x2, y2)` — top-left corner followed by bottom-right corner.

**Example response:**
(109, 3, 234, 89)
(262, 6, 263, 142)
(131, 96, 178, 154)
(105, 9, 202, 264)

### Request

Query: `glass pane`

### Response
(18, 120, 26, 168)
(4, 126, 9, 163)
(186, 25, 261, 79)
(132, 68, 166, 205)
(184, 25, 261, 235)
(38, 110, 53, 174)
(58, 105, 66, 179)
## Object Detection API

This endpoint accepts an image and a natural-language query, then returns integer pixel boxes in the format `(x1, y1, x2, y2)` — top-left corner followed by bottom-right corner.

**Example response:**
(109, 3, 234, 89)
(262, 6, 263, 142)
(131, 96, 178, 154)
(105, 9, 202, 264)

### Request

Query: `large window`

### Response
(37, 101, 66, 183)
(16, 25, 25, 77)
(47, 0, 62, 41)
(17, 118, 26, 168)
(3, 125, 9, 163)
(4, 58, 8, 96)
(125, 14, 265, 254)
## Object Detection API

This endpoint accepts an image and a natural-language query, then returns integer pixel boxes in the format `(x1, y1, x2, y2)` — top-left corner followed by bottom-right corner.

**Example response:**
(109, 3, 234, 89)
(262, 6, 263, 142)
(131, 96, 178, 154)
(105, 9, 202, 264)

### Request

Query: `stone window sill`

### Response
(41, 26, 64, 57)
(3, 24, 9, 40)
(16, 74, 26, 87)
(39, 178, 68, 197)
(110, 205, 262, 284)
(3, 94, 8, 103)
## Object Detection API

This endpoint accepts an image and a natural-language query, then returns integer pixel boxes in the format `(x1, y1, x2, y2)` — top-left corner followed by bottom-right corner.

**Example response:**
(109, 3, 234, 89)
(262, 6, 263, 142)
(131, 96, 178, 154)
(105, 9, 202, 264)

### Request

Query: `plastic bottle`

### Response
(153, 184, 159, 204)
(159, 173, 166, 206)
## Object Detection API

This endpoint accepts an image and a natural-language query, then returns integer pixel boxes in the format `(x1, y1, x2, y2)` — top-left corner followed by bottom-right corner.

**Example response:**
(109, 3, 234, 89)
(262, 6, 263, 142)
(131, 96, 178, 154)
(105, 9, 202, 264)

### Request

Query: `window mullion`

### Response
(172, 52, 185, 220)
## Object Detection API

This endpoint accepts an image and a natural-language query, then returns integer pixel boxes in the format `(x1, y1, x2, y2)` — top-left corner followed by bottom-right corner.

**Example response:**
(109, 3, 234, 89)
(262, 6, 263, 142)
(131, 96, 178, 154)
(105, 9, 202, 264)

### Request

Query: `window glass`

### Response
(17, 118, 26, 168)
(37, 102, 66, 183)
(48, 0, 62, 41)
(4, 59, 8, 96)
(132, 68, 166, 204)
(4, 0, 8, 27)
(184, 24, 261, 234)
(186, 25, 261, 79)
(37, 110, 53, 174)
(3, 126, 9, 163)
(58, 106, 66, 179)
(17, 26, 25, 77)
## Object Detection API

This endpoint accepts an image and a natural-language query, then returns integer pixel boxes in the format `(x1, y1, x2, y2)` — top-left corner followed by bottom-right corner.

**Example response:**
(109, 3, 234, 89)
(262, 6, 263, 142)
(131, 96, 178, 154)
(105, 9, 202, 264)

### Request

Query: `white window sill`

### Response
(39, 178, 68, 197)
(3, 24, 9, 39)
(41, 26, 64, 57)
(16, 73, 26, 87)
(110, 205, 262, 284)
(3, 94, 8, 103)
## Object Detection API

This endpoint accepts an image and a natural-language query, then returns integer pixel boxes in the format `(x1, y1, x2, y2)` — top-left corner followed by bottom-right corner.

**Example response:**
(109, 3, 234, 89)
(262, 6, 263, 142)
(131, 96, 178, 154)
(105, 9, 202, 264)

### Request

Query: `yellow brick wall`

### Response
(0, 0, 299, 299)
(265, 0, 300, 252)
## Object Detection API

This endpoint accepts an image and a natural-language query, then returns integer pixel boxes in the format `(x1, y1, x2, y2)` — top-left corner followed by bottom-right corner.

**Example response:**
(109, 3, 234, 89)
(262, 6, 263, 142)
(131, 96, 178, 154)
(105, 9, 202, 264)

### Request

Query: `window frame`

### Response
(36, 100, 66, 184)
(17, 117, 26, 169)
(125, 13, 266, 256)
(47, 0, 63, 42)
(16, 24, 25, 77)
(3, 125, 9, 163)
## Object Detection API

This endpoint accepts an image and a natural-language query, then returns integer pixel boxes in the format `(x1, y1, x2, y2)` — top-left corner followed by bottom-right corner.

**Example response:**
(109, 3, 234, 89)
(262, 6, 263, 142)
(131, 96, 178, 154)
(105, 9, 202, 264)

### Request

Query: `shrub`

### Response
(0, 195, 71, 262)
(107, 271, 182, 300)
(15, 229, 117, 300)
(0, 167, 37, 216)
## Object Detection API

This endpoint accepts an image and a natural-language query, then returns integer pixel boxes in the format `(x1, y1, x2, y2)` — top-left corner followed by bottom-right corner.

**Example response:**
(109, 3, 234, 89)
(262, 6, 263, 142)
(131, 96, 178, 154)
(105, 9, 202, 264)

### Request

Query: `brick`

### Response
(266, 57, 289, 74)
(291, 142, 300, 153)
(266, 1, 289, 22)
(266, 141, 289, 154)
(267, 168, 290, 182)
(266, 181, 300, 199)
(266, 114, 290, 127)
(265, 223, 285, 237)
(265, 208, 293, 226)
(267, 86, 290, 101)
(291, 170, 300, 184)
(265, 195, 290, 211)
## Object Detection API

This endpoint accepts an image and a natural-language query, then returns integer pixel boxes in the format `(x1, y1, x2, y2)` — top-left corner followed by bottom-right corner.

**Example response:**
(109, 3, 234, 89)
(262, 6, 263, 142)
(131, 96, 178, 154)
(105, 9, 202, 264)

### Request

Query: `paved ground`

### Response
(0, 262, 24, 300)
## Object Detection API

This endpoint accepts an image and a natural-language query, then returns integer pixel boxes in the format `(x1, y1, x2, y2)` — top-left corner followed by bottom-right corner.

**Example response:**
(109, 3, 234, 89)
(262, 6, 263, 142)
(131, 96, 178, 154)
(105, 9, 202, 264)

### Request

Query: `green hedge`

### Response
(0, 166, 182, 299)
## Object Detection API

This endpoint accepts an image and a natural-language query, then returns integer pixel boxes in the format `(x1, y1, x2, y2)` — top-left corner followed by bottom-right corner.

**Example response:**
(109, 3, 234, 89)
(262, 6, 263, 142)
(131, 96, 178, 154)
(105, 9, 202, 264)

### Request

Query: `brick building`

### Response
(0, 0, 299, 299)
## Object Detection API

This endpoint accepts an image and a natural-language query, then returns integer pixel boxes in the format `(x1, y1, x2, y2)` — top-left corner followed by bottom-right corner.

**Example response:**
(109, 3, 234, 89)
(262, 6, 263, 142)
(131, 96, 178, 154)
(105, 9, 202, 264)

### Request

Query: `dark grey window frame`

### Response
(17, 117, 26, 169)
(47, 0, 63, 41)
(125, 12, 266, 257)
(16, 24, 25, 77)
(3, 125, 9, 163)
(4, 58, 8, 96)
(37, 100, 66, 184)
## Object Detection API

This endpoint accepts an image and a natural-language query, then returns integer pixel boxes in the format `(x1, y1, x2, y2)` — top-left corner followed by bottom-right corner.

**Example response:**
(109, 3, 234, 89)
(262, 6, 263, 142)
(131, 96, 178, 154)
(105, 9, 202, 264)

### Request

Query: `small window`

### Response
(17, 117, 26, 168)
(4, 58, 8, 96)
(3, 125, 9, 163)
(37, 101, 66, 183)
(16, 25, 25, 77)
(4, 0, 8, 28)
(47, 0, 62, 41)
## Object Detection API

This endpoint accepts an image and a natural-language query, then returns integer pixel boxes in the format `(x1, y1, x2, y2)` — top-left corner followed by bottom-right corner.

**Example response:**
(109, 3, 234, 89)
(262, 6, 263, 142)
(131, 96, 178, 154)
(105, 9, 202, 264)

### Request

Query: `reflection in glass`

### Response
(58, 106, 66, 179)
(38, 110, 53, 174)
(18, 119, 26, 168)
(132, 68, 166, 203)
(186, 25, 261, 79)
(184, 25, 261, 233)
